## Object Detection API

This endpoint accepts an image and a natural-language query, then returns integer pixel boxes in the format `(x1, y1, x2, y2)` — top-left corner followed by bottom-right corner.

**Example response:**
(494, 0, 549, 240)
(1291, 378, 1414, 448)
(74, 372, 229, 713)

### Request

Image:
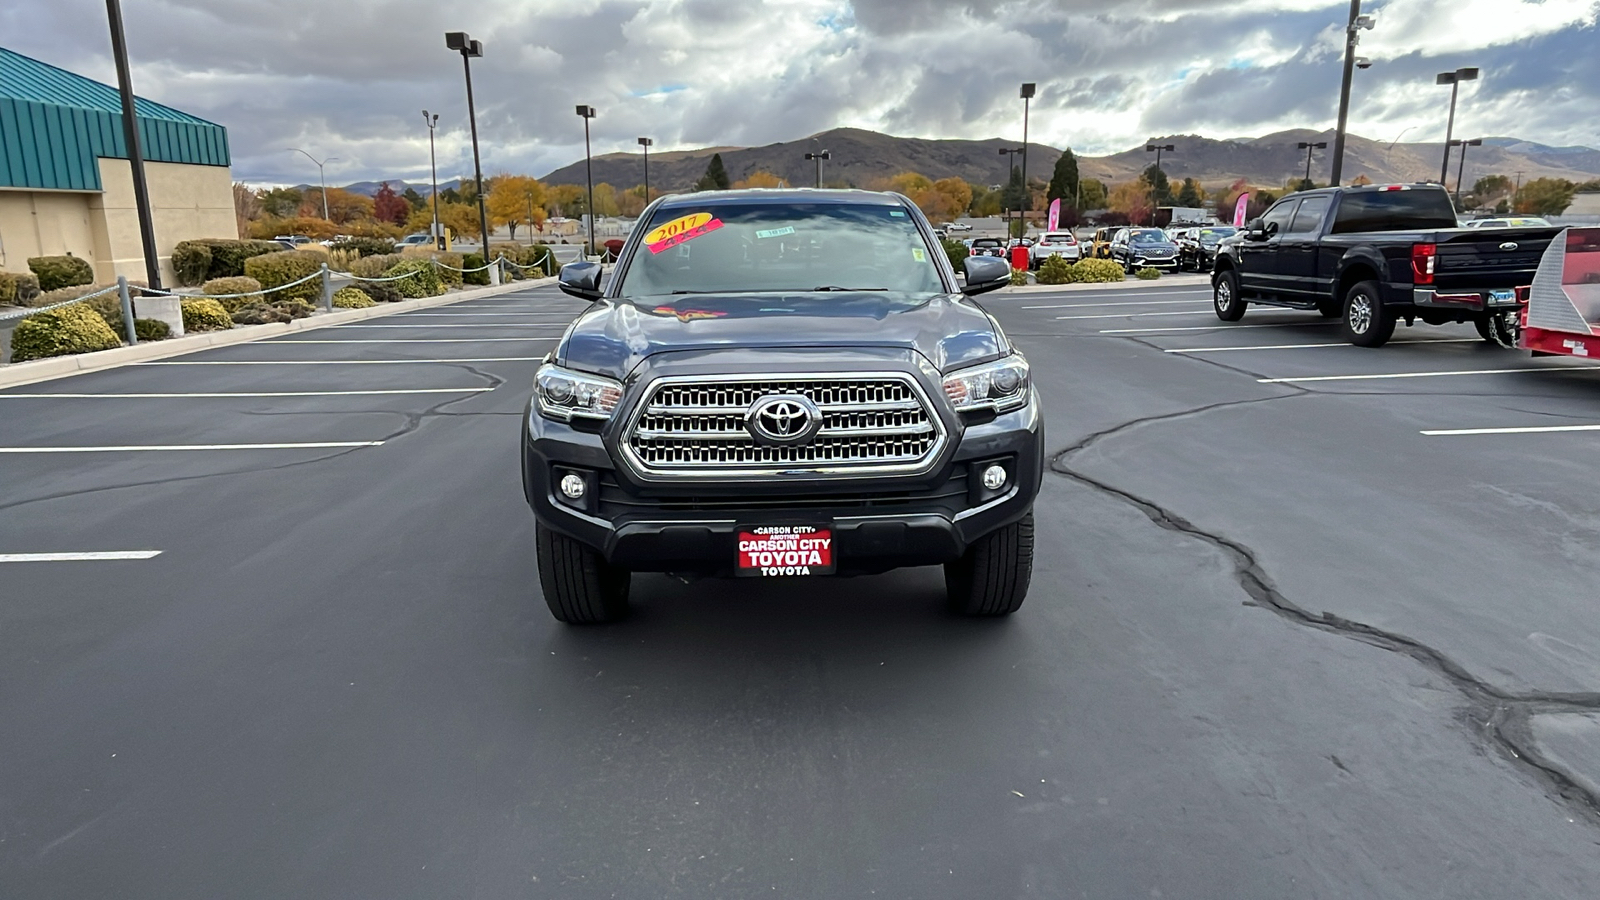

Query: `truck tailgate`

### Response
(1434, 226, 1562, 289)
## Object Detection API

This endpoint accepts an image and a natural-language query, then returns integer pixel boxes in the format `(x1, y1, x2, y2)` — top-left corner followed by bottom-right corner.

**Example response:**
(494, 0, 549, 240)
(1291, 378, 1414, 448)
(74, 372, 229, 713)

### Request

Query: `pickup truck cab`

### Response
(1211, 184, 1561, 346)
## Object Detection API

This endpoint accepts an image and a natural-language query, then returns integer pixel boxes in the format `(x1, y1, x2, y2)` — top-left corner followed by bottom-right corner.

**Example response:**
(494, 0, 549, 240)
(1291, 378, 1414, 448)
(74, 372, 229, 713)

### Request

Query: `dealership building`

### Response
(0, 46, 235, 286)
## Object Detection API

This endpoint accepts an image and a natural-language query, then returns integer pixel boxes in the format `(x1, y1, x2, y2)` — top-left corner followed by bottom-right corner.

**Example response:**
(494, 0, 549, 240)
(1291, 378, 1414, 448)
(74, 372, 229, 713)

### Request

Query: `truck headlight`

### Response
(942, 354, 1030, 414)
(534, 363, 623, 422)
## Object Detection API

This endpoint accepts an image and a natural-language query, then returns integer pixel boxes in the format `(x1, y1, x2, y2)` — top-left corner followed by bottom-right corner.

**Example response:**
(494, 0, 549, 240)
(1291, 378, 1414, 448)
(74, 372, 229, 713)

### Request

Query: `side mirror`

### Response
(558, 261, 603, 300)
(961, 256, 1011, 296)
(1244, 218, 1266, 240)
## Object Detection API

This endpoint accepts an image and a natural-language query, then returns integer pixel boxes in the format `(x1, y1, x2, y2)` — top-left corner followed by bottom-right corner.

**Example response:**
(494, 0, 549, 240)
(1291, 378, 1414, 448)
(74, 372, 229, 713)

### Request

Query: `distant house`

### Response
(0, 46, 236, 285)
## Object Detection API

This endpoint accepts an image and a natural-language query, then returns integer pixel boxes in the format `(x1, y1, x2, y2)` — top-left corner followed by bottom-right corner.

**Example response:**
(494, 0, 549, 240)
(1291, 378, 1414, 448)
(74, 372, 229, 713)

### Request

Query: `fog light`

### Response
(559, 473, 587, 500)
(982, 464, 1008, 491)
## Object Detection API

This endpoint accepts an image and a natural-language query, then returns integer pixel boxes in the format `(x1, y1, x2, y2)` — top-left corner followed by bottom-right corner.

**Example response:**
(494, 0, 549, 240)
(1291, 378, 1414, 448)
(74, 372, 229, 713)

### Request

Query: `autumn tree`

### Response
(695, 153, 730, 191)
(591, 183, 621, 218)
(258, 187, 303, 218)
(1514, 178, 1576, 216)
(487, 174, 548, 241)
(1108, 179, 1153, 226)
(545, 184, 587, 217)
(1077, 178, 1108, 210)
(373, 182, 409, 226)
(302, 187, 374, 225)
(732, 170, 786, 189)
(1046, 149, 1079, 205)
(233, 182, 261, 238)
(406, 202, 481, 242)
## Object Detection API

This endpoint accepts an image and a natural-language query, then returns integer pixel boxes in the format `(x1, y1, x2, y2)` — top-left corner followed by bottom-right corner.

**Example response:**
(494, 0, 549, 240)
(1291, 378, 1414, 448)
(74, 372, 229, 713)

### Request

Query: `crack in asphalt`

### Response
(1047, 402, 1600, 827)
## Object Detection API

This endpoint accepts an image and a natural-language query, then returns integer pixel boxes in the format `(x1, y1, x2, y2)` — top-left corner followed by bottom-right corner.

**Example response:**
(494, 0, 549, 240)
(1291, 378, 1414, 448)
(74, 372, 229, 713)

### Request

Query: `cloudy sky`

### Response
(4, 0, 1597, 186)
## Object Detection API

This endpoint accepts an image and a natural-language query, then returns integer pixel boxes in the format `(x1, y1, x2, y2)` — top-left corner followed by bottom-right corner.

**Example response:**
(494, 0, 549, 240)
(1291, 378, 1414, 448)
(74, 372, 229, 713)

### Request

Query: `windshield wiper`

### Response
(812, 286, 888, 292)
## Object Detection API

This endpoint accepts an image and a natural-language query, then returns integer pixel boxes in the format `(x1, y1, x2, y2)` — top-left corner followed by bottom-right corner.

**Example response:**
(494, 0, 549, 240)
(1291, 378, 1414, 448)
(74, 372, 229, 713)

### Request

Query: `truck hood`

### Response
(556, 292, 1007, 381)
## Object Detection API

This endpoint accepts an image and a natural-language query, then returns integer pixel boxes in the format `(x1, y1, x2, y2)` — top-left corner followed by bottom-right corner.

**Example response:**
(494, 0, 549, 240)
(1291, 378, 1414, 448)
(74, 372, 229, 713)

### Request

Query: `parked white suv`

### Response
(1028, 232, 1081, 269)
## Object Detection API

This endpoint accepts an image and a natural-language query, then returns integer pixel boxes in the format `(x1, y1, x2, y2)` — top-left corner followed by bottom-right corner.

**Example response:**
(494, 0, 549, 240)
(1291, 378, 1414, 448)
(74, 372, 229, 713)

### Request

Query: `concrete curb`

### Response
(997, 273, 1213, 294)
(0, 277, 555, 390)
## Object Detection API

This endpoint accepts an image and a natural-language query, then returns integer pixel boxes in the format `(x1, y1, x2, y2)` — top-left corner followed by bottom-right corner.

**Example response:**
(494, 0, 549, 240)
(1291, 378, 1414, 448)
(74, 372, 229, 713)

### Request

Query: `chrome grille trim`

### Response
(621, 373, 947, 478)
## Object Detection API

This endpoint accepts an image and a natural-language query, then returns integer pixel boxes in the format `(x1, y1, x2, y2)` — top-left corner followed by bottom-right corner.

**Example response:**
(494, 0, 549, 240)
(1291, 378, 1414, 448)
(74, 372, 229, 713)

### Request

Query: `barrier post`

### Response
(319, 264, 334, 312)
(117, 276, 138, 345)
(489, 254, 501, 286)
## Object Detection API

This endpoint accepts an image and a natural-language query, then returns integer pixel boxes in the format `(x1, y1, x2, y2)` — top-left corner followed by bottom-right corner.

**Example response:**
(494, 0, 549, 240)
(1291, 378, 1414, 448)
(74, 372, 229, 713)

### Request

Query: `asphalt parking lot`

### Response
(4, 278, 1600, 898)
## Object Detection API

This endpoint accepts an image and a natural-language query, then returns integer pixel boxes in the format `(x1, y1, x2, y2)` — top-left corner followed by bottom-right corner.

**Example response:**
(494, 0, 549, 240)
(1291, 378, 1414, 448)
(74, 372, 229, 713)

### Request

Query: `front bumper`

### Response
(1131, 255, 1178, 270)
(522, 392, 1044, 574)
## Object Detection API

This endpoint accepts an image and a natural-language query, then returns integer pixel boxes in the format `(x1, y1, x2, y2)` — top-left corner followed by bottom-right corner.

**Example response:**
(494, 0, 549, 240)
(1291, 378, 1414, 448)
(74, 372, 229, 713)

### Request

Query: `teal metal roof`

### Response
(0, 46, 229, 191)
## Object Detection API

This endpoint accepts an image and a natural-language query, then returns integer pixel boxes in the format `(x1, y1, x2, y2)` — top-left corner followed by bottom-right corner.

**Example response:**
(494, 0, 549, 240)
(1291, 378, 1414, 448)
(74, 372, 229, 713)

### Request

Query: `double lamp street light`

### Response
(445, 31, 491, 252)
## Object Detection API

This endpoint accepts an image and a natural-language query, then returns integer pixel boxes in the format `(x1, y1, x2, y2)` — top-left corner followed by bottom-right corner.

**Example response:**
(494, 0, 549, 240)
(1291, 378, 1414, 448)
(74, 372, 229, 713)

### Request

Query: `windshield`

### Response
(617, 202, 943, 296)
(1198, 227, 1237, 244)
(1130, 230, 1168, 244)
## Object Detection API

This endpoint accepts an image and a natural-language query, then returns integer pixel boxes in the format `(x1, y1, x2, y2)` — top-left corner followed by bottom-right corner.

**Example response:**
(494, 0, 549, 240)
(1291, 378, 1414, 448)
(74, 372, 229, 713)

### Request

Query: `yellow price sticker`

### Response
(643, 213, 712, 248)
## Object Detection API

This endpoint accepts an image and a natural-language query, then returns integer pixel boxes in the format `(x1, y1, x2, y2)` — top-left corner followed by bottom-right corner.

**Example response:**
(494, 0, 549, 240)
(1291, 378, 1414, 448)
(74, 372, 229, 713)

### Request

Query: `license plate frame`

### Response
(737, 525, 836, 577)
(1489, 289, 1516, 304)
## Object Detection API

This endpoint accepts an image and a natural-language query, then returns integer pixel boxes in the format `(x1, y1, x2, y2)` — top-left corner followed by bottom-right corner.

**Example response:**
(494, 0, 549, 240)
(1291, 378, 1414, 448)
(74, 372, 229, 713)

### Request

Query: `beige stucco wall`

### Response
(92, 158, 237, 285)
(0, 189, 99, 275)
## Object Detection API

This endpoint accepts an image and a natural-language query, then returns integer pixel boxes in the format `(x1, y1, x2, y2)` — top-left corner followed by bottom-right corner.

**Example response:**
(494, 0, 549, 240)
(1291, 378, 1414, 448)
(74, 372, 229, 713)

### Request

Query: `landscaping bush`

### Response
(462, 253, 491, 286)
(9, 303, 121, 362)
(207, 240, 283, 279)
(1135, 267, 1162, 281)
(382, 259, 444, 298)
(329, 236, 396, 258)
(331, 286, 376, 309)
(231, 300, 313, 325)
(348, 253, 407, 279)
(1009, 267, 1029, 286)
(524, 244, 556, 275)
(432, 252, 464, 286)
(134, 318, 170, 341)
(27, 255, 94, 292)
(171, 241, 213, 285)
(181, 297, 233, 332)
(360, 280, 403, 303)
(1067, 258, 1125, 284)
(941, 240, 969, 276)
(1035, 256, 1076, 285)
(201, 276, 264, 312)
(0, 271, 41, 306)
(244, 250, 324, 304)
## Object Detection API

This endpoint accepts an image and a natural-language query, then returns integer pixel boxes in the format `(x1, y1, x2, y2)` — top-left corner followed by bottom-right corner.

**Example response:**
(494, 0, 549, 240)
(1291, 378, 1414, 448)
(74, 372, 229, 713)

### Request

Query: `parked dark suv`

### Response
(522, 190, 1044, 623)
(1109, 227, 1180, 273)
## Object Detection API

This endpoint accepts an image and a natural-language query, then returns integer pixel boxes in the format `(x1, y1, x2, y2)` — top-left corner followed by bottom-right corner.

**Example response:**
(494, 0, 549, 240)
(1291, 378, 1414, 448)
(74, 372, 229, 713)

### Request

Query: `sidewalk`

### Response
(999, 272, 1212, 294)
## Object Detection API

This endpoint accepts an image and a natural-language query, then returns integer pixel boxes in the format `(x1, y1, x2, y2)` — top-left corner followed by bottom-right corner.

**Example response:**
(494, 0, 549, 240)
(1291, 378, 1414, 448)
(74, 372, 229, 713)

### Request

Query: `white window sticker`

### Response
(755, 226, 796, 239)
(912, 248, 926, 262)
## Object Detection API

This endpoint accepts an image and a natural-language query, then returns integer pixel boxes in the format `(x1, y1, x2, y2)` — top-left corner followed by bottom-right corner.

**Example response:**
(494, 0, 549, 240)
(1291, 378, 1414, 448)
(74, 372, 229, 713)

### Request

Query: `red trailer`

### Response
(1520, 227, 1600, 358)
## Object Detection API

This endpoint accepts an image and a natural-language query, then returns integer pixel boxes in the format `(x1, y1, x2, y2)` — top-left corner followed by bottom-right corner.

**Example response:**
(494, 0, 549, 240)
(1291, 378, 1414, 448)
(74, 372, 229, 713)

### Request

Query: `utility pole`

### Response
(1297, 141, 1327, 188)
(1436, 68, 1480, 184)
(446, 32, 490, 251)
(423, 111, 442, 248)
(1330, 0, 1374, 186)
(637, 137, 653, 202)
(106, 0, 161, 289)
(575, 105, 597, 256)
(1020, 83, 1035, 237)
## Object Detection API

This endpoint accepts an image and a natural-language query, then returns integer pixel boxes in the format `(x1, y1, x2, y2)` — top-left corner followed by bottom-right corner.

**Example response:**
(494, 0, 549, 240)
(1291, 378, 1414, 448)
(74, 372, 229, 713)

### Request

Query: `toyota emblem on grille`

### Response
(746, 394, 822, 445)
(1500, 241, 1519, 251)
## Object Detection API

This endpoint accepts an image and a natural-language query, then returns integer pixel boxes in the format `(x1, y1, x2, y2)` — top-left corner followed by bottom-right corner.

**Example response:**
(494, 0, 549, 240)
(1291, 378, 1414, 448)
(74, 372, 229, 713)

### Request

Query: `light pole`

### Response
(1450, 138, 1482, 206)
(445, 31, 491, 251)
(998, 147, 1023, 235)
(805, 143, 831, 188)
(637, 137, 653, 203)
(1297, 140, 1327, 188)
(1145, 143, 1174, 224)
(422, 110, 442, 248)
(1436, 67, 1480, 183)
(1020, 83, 1035, 235)
(288, 148, 338, 220)
(105, 0, 161, 290)
(576, 105, 597, 256)
(1330, 2, 1375, 186)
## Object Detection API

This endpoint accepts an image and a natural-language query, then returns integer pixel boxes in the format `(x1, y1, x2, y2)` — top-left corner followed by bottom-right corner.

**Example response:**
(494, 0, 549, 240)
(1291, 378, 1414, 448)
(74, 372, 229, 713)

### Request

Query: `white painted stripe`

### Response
(1020, 290, 1211, 301)
(0, 389, 492, 399)
(266, 338, 537, 343)
(1259, 366, 1600, 384)
(1055, 310, 1218, 321)
(1422, 424, 1600, 436)
(1166, 339, 1479, 353)
(0, 442, 384, 453)
(1023, 299, 1211, 310)
(136, 358, 544, 366)
(328, 323, 567, 329)
(0, 551, 162, 562)
(389, 312, 558, 317)
(1100, 322, 1340, 334)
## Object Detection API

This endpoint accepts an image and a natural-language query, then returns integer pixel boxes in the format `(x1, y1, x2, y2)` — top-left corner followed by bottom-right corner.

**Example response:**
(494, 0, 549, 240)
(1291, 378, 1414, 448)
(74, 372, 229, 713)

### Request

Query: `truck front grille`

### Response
(623, 375, 944, 477)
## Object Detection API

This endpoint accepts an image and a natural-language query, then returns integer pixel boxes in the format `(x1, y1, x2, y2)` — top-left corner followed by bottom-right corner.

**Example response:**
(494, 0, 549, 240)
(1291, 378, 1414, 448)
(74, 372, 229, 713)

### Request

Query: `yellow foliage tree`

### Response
(487, 174, 548, 241)
(732, 170, 787, 189)
(1107, 179, 1154, 225)
(545, 184, 586, 217)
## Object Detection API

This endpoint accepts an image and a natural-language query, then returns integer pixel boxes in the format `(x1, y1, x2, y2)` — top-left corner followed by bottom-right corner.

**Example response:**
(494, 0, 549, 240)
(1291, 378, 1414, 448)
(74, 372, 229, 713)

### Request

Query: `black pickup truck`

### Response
(1211, 184, 1561, 347)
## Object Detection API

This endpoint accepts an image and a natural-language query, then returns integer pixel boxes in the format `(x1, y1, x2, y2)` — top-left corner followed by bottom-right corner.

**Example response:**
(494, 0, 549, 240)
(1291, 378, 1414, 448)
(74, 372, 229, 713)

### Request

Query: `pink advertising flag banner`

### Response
(1048, 199, 1061, 232)
(1233, 193, 1251, 227)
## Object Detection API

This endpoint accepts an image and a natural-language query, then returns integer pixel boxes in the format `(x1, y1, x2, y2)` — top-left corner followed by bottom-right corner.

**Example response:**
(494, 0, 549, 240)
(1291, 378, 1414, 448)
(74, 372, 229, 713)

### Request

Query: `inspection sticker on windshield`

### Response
(912, 248, 927, 262)
(755, 226, 795, 240)
(644, 212, 724, 254)
(737, 525, 834, 577)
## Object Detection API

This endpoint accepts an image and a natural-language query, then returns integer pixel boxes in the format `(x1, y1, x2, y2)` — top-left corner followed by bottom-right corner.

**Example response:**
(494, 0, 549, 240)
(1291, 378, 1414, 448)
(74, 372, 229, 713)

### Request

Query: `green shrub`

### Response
(1135, 267, 1162, 280)
(208, 240, 283, 278)
(171, 241, 213, 285)
(431, 252, 464, 286)
(244, 250, 324, 304)
(1009, 267, 1029, 286)
(134, 317, 170, 341)
(360, 280, 403, 303)
(332, 286, 375, 309)
(462, 253, 491, 286)
(525, 244, 556, 275)
(329, 236, 396, 258)
(0, 271, 42, 306)
(348, 253, 407, 279)
(1067, 258, 1126, 284)
(382, 259, 444, 298)
(181, 297, 233, 332)
(201, 276, 265, 312)
(1035, 256, 1075, 285)
(9, 303, 122, 362)
(941, 239, 970, 276)
(231, 300, 313, 325)
(27, 255, 95, 292)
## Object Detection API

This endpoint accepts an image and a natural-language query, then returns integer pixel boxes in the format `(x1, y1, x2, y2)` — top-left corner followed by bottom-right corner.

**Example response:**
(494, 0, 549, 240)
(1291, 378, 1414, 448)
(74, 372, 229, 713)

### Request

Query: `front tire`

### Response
(536, 523, 631, 624)
(946, 513, 1034, 616)
(1341, 280, 1395, 347)
(1214, 270, 1246, 321)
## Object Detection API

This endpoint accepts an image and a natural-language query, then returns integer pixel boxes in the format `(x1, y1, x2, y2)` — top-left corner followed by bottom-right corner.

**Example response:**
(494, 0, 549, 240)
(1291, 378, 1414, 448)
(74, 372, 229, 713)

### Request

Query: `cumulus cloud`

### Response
(2, 0, 1595, 185)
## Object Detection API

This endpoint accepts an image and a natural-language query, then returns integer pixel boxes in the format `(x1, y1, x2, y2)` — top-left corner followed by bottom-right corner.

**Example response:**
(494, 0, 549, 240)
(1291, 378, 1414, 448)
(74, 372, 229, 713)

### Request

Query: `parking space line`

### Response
(0, 442, 384, 453)
(1422, 424, 1600, 436)
(0, 389, 494, 399)
(1101, 322, 1339, 334)
(1056, 310, 1219, 321)
(1259, 366, 1600, 383)
(136, 358, 545, 366)
(1023, 299, 1212, 310)
(264, 338, 539, 344)
(0, 551, 162, 562)
(328, 324, 566, 329)
(1166, 339, 1479, 353)
(388, 312, 561, 317)
(1020, 290, 1211, 302)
